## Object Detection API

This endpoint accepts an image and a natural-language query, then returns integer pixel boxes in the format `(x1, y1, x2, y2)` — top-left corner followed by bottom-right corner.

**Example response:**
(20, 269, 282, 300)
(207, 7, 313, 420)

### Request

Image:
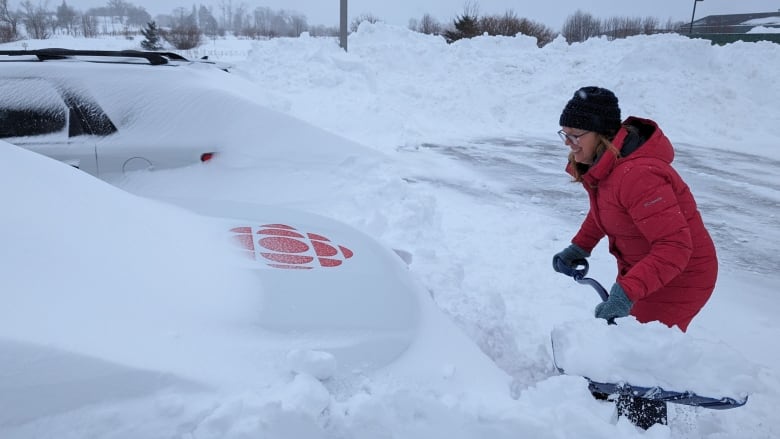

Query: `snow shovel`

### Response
(551, 259, 748, 411)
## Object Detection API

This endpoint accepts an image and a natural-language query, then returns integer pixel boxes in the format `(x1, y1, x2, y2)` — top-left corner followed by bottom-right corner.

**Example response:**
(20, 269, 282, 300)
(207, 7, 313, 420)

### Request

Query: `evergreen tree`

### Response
(443, 13, 480, 43)
(56, 0, 78, 36)
(140, 20, 162, 50)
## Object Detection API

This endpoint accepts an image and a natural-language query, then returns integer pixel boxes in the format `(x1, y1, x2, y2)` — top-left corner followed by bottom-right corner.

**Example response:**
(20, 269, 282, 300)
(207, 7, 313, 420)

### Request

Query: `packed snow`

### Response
(2, 25, 779, 438)
(747, 25, 780, 33)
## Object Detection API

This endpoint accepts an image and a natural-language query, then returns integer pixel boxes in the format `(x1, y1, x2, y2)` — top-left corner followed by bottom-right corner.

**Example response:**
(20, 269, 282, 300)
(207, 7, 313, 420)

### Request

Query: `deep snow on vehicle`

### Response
(167, 196, 421, 360)
(0, 50, 231, 176)
(1, 140, 418, 370)
(2, 141, 511, 426)
(3, 48, 370, 180)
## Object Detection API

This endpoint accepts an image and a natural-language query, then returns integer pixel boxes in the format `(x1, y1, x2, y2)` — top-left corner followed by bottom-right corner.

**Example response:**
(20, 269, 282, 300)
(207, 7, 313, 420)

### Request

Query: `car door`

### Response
(57, 87, 118, 177)
(0, 78, 98, 175)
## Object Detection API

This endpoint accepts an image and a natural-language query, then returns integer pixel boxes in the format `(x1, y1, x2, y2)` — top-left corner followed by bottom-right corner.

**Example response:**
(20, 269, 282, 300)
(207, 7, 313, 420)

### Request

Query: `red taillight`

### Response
(200, 152, 215, 162)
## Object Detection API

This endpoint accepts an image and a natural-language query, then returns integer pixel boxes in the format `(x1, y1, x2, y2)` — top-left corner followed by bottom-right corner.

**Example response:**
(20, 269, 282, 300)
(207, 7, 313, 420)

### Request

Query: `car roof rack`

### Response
(0, 48, 190, 65)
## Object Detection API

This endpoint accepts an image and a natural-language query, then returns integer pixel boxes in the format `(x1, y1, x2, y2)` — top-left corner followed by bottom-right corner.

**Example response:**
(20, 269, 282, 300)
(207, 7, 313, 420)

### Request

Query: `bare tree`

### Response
(106, 0, 128, 16)
(268, 9, 287, 36)
(125, 5, 150, 27)
(0, 25, 14, 41)
(561, 10, 602, 43)
(662, 18, 686, 33)
(307, 23, 337, 37)
(81, 12, 98, 37)
(476, 10, 556, 47)
(410, 13, 441, 35)
(246, 6, 270, 37)
(516, 17, 557, 47)
(289, 13, 307, 36)
(602, 17, 620, 39)
(642, 16, 660, 34)
(562, 12, 668, 42)
(164, 6, 202, 49)
(238, 7, 308, 39)
(603, 16, 643, 40)
(164, 24, 201, 49)
(0, 0, 20, 41)
(20, 0, 52, 39)
(479, 10, 517, 36)
(231, 2, 248, 34)
(350, 13, 381, 32)
(217, 0, 232, 31)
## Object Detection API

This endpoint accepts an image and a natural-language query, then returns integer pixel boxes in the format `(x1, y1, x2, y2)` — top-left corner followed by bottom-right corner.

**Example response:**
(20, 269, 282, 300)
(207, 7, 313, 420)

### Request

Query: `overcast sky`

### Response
(65, 0, 780, 29)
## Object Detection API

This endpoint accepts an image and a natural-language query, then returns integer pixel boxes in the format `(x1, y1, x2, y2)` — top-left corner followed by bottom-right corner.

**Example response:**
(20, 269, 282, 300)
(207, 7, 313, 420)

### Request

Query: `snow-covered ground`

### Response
(2, 26, 779, 438)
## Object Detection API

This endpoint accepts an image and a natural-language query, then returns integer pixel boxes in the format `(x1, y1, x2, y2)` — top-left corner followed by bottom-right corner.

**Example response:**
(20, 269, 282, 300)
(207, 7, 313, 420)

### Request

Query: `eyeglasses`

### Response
(557, 129, 589, 145)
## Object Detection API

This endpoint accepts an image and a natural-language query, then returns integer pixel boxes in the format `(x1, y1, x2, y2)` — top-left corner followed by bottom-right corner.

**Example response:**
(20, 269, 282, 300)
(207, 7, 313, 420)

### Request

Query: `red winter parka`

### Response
(569, 116, 717, 332)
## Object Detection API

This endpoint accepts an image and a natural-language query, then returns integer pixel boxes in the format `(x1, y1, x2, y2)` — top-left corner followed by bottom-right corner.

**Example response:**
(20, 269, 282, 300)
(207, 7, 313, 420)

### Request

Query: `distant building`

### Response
(689, 12, 780, 34)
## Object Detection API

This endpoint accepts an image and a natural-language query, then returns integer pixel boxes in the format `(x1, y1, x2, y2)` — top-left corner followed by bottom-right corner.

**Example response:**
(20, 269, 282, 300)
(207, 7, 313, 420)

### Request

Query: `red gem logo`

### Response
(230, 224, 354, 270)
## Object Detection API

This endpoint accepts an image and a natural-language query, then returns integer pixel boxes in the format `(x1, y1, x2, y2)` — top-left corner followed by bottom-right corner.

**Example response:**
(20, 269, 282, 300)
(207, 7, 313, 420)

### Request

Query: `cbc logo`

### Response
(231, 224, 354, 269)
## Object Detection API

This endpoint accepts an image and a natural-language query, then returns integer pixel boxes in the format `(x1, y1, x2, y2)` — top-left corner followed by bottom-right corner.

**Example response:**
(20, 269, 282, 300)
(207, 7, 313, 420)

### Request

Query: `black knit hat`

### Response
(559, 86, 622, 136)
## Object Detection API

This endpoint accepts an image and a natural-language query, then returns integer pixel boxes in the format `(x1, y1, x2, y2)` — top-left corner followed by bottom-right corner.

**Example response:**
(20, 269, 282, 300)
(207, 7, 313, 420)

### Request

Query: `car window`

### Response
(0, 108, 66, 138)
(0, 79, 67, 138)
(60, 89, 117, 137)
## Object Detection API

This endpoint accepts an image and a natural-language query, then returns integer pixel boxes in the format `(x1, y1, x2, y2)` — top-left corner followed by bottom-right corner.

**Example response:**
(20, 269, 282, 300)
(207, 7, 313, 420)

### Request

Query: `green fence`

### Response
(686, 33, 780, 45)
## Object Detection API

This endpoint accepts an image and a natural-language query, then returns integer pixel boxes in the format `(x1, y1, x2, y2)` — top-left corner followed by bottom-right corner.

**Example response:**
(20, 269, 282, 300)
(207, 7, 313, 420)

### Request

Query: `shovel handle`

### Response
(556, 258, 615, 324)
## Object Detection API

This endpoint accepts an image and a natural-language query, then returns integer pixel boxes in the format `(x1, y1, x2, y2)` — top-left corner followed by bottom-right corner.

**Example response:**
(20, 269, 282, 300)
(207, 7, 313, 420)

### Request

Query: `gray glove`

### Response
(594, 283, 633, 322)
(552, 244, 590, 273)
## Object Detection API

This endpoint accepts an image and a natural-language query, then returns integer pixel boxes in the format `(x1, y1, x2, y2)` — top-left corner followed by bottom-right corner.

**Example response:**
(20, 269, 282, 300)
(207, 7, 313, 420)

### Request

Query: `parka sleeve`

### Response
(616, 165, 693, 301)
(572, 209, 604, 254)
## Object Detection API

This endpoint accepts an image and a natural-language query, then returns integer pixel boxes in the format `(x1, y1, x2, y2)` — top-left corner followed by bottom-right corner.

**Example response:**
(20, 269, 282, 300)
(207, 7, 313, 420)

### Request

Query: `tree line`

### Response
(561, 10, 684, 43)
(1, 0, 687, 48)
(423, 5, 685, 47)
(1, 0, 152, 40)
(0, 0, 334, 44)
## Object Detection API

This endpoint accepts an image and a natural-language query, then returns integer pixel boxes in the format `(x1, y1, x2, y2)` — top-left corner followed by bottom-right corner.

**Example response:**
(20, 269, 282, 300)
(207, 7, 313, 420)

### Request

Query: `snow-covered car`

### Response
(168, 196, 421, 357)
(0, 49, 226, 176)
(1, 140, 510, 430)
(1, 139, 420, 388)
(1, 48, 388, 210)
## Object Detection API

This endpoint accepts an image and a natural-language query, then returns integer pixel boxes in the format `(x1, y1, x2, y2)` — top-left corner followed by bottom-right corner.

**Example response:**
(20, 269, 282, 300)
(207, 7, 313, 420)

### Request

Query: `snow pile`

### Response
(552, 318, 759, 399)
(0, 145, 263, 384)
(233, 23, 780, 160)
(747, 26, 780, 33)
(2, 24, 780, 438)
